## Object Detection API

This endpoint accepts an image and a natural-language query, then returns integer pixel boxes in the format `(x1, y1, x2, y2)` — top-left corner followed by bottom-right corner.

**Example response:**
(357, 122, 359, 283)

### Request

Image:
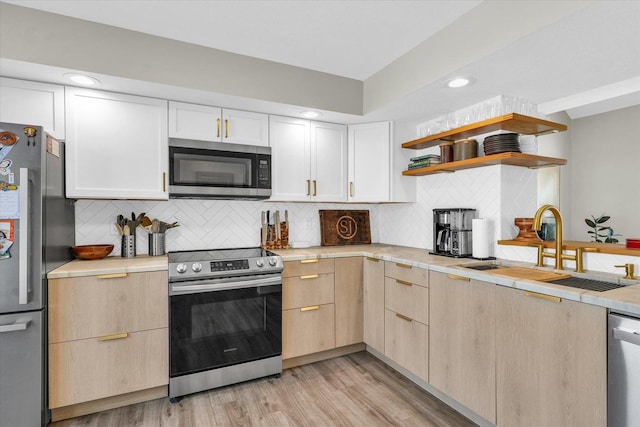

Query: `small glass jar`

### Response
(439, 142, 454, 163)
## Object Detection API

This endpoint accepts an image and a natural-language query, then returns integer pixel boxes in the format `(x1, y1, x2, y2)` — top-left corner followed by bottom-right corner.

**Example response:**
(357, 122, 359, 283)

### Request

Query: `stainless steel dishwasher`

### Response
(608, 312, 640, 427)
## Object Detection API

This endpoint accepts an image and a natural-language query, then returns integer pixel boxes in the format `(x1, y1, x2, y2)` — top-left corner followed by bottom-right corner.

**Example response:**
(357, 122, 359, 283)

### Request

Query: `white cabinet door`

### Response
(222, 109, 269, 146)
(65, 88, 168, 199)
(168, 101, 222, 142)
(269, 115, 311, 201)
(311, 121, 347, 202)
(348, 122, 391, 202)
(0, 77, 65, 140)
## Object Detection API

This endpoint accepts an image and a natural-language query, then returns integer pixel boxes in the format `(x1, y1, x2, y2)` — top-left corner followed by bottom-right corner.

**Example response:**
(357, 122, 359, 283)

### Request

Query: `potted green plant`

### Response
(585, 214, 620, 243)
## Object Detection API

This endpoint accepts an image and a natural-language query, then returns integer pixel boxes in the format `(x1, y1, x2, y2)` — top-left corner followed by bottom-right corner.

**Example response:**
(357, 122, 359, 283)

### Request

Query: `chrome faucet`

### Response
(533, 204, 565, 270)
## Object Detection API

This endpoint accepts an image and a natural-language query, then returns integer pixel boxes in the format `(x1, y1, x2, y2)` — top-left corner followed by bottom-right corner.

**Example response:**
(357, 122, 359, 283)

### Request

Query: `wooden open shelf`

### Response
(498, 239, 640, 257)
(402, 113, 568, 150)
(402, 152, 566, 176)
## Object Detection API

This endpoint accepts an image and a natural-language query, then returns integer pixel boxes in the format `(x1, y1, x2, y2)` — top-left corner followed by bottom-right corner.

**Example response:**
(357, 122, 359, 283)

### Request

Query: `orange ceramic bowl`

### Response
(71, 244, 114, 260)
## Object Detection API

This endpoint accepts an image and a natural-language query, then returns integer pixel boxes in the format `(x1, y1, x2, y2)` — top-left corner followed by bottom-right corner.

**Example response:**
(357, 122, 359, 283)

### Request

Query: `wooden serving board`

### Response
(319, 210, 371, 246)
(487, 267, 571, 282)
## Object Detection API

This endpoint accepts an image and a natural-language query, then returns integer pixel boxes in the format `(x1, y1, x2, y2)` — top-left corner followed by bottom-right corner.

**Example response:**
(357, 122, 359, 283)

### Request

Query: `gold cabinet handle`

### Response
(225, 119, 229, 138)
(447, 274, 470, 282)
(524, 291, 561, 303)
(349, 181, 354, 197)
(162, 172, 166, 192)
(300, 259, 319, 264)
(396, 263, 412, 269)
(300, 274, 319, 280)
(396, 279, 412, 286)
(396, 313, 412, 322)
(96, 273, 128, 280)
(313, 180, 317, 196)
(366, 257, 379, 262)
(300, 305, 320, 312)
(306, 179, 311, 196)
(97, 332, 129, 341)
(216, 118, 221, 138)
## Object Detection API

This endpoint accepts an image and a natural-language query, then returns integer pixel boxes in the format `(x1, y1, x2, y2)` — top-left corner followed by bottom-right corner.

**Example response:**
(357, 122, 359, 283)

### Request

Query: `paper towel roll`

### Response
(472, 218, 491, 259)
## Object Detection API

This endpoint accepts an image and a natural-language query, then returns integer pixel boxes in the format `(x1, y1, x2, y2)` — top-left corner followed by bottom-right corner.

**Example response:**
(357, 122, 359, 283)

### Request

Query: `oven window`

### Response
(172, 151, 253, 187)
(170, 285, 281, 377)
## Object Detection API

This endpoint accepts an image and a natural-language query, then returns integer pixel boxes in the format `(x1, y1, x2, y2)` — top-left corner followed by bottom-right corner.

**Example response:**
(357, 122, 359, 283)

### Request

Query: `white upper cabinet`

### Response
(222, 108, 269, 146)
(270, 115, 347, 202)
(348, 122, 391, 202)
(168, 101, 268, 146)
(0, 77, 65, 140)
(65, 88, 168, 200)
(168, 101, 221, 141)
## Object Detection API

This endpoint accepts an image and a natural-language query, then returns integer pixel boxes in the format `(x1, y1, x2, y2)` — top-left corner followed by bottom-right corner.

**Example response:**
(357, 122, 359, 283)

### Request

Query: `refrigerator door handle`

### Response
(19, 168, 30, 305)
(0, 320, 31, 333)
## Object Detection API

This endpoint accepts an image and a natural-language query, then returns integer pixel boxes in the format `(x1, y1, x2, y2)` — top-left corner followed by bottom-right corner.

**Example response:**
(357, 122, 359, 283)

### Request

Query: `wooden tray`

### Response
(487, 267, 571, 282)
(319, 210, 371, 246)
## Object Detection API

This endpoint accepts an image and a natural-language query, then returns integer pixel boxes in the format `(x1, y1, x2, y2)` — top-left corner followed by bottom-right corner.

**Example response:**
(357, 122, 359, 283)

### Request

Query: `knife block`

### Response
(261, 222, 290, 250)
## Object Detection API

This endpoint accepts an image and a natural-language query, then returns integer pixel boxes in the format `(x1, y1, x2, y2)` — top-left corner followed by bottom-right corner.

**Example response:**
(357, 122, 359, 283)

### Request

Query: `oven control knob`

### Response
(192, 262, 203, 273)
(268, 257, 278, 267)
(256, 259, 264, 268)
(176, 263, 187, 274)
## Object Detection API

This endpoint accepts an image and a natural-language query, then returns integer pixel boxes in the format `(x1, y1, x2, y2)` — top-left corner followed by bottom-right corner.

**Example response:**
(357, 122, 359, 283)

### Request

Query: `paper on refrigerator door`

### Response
(0, 188, 20, 219)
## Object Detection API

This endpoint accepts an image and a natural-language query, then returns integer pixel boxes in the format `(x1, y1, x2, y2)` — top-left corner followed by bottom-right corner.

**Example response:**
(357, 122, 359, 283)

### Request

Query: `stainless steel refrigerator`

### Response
(0, 122, 74, 427)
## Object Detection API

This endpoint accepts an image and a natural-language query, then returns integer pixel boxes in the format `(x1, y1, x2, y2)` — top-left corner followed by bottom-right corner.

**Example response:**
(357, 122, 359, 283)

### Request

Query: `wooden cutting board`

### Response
(487, 267, 571, 282)
(319, 210, 371, 246)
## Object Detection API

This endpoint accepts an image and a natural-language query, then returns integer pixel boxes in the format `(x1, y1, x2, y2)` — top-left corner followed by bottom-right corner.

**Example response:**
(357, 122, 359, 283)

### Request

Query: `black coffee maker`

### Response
(432, 208, 476, 257)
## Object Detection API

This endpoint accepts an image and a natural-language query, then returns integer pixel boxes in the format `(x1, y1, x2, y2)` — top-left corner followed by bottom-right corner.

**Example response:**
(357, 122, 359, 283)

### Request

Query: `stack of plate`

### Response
(483, 133, 521, 155)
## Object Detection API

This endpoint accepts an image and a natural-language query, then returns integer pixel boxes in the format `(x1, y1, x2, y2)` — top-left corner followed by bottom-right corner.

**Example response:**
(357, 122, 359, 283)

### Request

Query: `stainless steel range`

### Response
(168, 248, 283, 401)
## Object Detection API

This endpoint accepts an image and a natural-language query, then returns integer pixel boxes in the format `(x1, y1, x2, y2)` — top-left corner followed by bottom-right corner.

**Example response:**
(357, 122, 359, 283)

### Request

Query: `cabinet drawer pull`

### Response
(524, 291, 561, 303)
(395, 313, 412, 322)
(313, 180, 317, 196)
(447, 274, 470, 282)
(396, 263, 412, 269)
(300, 259, 319, 264)
(96, 273, 128, 280)
(162, 172, 166, 192)
(396, 279, 412, 287)
(300, 274, 319, 280)
(216, 118, 221, 138)
(97, 332, 129, 341)
(366, 257, 379, 262)
(349, 181, 354, 198)
(300, 305, 320, 312)
(225, 119, 229, 138)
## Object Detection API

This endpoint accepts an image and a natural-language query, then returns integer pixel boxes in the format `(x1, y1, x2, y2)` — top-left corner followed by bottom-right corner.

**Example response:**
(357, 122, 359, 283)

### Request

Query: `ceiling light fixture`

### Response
(446, 77, 471, 88)
(64, 73, 101, 86)
(300, 111, 321, 119)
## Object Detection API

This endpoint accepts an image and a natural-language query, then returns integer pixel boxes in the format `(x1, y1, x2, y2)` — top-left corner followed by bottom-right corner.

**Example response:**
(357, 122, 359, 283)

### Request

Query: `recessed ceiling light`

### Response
(446, 77, 471, 88)
(64, 73, 101, 86)
(300, 111, 321, 119)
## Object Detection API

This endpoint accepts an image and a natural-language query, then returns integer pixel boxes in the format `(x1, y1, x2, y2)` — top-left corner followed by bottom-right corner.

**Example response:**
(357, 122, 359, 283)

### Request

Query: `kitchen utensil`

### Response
(123, 224, 130, 235)
(140, 215, 152, 228)
(274, 211, 281, 242)
(115, 223, 123, 235)
(71, 244, 114, 260)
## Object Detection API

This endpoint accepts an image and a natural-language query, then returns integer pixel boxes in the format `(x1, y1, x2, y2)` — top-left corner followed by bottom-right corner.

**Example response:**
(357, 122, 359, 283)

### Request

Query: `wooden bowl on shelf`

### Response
(71, 244, 114, 260)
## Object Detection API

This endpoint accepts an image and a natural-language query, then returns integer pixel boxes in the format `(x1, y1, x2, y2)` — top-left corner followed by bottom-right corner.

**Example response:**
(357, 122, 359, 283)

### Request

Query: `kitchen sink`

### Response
(547, 277, 624, 292)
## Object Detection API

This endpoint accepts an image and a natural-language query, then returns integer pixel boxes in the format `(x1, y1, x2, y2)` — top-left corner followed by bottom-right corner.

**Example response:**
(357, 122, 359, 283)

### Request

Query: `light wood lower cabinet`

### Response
(282, 273, 335, 310)
(495, 286, 607, 427)
(48, 271, 168, 414)
(282, 304, 335, 359)
(429, 272, 496, 424)
(384, 309, 429, 381)
(363, 257, 385, 353)
(335, 257, 363, 347)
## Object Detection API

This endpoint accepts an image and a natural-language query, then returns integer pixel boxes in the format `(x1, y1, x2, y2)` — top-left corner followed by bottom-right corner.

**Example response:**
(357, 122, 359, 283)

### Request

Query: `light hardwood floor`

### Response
(49, 352, 476, 426)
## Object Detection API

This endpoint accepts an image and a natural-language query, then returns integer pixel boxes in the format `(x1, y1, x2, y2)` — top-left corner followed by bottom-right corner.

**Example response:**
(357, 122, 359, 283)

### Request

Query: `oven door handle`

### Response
(170, 275, 281, 295)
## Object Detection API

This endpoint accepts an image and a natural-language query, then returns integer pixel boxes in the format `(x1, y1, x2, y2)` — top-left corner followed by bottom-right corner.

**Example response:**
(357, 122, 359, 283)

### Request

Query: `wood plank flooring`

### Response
(49, 351, 476, 426)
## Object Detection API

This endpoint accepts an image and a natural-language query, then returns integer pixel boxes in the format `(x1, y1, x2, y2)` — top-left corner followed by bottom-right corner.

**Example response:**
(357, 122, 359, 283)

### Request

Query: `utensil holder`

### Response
(148, 232, 166, 256)
(121, 235, 136, 258)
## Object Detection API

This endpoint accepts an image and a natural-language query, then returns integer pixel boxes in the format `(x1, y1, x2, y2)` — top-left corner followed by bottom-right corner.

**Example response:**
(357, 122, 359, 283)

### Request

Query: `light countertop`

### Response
(48, 255, 168, 279)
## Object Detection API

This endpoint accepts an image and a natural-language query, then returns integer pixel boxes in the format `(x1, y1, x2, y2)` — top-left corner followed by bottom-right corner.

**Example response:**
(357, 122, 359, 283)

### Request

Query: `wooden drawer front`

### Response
(48, 328, 168, 408)
(283, 258, 334, 277)
(384, 309, 428, 382)
(282, 304, 335, 359)
(283, 273, 335, 310)
(49, 271, 168, 343)
(384, 277, 429, 325)
(385, 261, 429, 287)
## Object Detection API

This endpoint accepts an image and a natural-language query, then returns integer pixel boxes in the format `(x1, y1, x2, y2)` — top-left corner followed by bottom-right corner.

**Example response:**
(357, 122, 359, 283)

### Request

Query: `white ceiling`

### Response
(2, 0, 640, 124)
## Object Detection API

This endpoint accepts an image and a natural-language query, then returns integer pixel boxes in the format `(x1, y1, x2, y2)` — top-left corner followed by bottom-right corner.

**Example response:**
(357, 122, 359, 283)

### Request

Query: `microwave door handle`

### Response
(19, 168, 30, 305)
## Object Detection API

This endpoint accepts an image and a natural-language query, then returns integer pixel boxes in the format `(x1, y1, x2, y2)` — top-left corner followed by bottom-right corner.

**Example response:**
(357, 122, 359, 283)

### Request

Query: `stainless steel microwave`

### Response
(169, 138, 271, 199)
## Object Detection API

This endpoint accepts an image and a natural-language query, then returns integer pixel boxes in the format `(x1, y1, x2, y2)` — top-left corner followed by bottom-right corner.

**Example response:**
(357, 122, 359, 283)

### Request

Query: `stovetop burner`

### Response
(168, 247, 283, 281)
